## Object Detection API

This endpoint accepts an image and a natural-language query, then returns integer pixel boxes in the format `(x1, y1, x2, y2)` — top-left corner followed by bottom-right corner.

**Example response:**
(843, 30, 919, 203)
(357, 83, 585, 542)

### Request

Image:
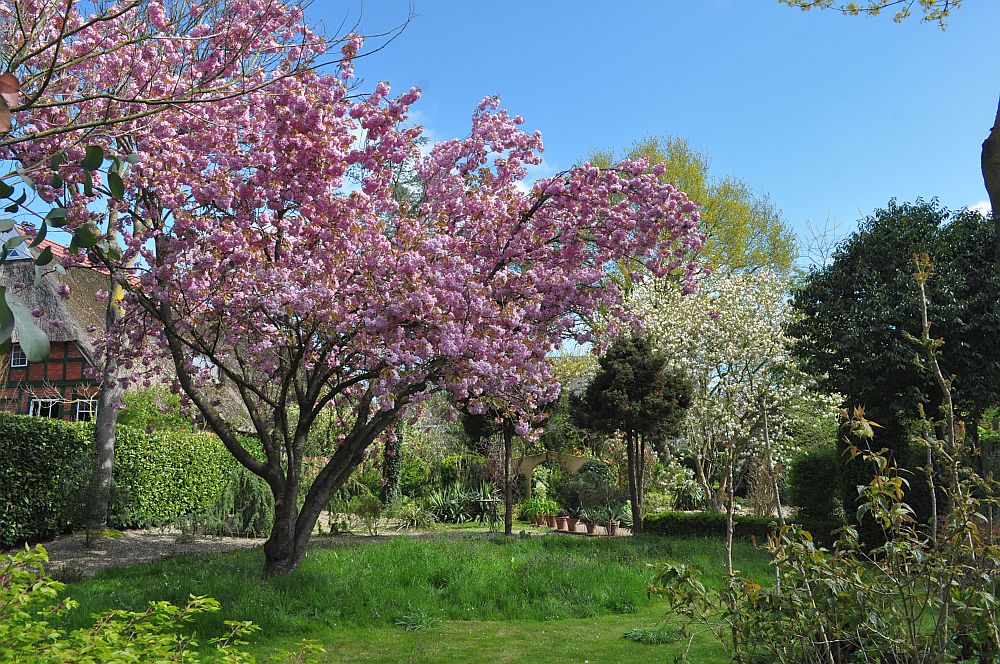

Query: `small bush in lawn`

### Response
(622, 625, 682, 645)
(394, 609, 441, 632)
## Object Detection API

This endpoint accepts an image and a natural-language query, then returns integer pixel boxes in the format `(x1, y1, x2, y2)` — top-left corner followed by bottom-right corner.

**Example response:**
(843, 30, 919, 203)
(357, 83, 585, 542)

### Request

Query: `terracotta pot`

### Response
(556, 516, 568, 530)
(566, 517, 579, 532)
(585, 521, 598, 535)
(535, 516, 545, 526)
(606, 520, 620, 536)
(546, 514, 557, 528)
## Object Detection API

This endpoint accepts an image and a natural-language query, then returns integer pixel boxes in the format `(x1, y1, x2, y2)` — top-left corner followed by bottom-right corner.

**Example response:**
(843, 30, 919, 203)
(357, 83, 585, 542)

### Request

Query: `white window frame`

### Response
(75, 399, 98, 422)
(193, 354, 224, 385)
(28, 398, 62, 418)
(9, 345, 27, 368)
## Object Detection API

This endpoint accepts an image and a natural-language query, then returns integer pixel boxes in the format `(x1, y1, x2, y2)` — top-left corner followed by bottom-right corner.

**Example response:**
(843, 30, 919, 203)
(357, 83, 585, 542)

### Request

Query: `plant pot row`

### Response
(531, 515, 620, 536)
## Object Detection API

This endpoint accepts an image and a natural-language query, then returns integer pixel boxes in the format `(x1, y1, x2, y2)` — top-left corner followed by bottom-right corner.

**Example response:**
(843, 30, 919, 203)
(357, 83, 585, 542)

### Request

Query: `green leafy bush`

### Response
(517, 497, 559, 520)
(117, 387, 195, 432)
(192, 464, 275, 538)
(0, 546, 260, 663)
(110, 426, 241, 528)
(788, 445, 841, 519)
(555, 459, 614, 514)
(0, 414, 90, 547)
(642, 511, 777, 541)
(400, 453, 436, 499)
(439, 453, 485, 487)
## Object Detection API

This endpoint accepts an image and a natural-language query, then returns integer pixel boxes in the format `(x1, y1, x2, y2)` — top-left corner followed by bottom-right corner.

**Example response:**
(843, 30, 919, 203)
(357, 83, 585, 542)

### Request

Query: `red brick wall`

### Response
(1, 341, 99, 421)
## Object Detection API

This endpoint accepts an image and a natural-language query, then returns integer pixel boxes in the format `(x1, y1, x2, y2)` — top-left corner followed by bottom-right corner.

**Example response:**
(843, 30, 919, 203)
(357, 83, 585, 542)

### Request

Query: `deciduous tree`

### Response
(11, 13, 704, 572)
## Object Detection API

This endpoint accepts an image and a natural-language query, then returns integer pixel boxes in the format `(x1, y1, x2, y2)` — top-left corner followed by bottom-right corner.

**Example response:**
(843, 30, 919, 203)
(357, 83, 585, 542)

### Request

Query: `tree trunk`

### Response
(86, 282, 123, 540)
(261, 409, 397, 575)
(503, 422, 513, 536)
(633, 434, 645, 534)
(625, 431, 642, 535)
(380, 419, 402, 506)
(983, 94, 1000, 262)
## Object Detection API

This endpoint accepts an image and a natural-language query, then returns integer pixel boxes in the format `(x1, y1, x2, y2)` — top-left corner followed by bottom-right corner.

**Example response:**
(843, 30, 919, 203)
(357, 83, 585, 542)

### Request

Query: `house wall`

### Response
(0, 341, 100, 420)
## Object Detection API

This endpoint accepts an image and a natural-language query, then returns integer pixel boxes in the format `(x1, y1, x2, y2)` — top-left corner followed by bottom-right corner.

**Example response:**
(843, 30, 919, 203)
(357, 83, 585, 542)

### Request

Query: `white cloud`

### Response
(969, 200, 992, 216)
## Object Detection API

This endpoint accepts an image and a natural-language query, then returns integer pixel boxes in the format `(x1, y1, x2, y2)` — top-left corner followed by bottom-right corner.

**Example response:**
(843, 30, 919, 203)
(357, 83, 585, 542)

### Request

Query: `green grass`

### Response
(60, 533, 771, 662)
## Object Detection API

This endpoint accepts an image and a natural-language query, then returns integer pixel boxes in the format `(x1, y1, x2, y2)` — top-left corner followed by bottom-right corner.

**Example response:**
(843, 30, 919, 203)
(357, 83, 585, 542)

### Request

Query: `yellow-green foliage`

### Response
(110, 426, 242, 528)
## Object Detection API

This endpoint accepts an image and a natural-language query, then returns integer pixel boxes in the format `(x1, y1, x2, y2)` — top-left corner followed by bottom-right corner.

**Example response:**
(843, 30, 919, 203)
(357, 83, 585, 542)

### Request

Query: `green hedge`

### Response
(109, 426, 241, 528)
(788, 446, 842, 520)
(0, 414, 91, 547)
(643, 510, 777, 541)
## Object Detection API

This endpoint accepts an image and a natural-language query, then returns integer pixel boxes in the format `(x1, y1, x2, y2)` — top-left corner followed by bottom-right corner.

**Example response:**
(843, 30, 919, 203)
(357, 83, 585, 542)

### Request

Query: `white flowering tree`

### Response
(631, 271, 837, 515)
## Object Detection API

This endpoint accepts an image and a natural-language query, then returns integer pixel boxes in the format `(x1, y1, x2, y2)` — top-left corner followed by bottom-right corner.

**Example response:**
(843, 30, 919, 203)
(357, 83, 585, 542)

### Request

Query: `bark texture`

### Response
(984, 95, 1000, 262)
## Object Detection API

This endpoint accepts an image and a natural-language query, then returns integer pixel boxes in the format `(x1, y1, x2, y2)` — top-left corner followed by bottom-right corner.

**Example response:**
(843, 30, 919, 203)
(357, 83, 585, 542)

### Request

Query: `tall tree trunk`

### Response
(380, 419, 402, 506)
(634, 433, 645, 534)
(86, 281, 123, 540)
(625, 431, 642, 535)
(983, 94, 1000, 262)
(503, 422, 513, 536)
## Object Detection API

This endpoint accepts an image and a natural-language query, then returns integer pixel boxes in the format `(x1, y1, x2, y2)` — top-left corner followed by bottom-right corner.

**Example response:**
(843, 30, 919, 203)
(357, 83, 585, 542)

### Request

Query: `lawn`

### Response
(60, 532, 771, 662)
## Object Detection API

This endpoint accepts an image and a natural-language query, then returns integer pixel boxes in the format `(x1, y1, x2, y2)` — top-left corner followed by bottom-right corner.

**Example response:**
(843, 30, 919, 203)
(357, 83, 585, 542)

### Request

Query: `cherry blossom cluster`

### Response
(10, 7, 704, 433)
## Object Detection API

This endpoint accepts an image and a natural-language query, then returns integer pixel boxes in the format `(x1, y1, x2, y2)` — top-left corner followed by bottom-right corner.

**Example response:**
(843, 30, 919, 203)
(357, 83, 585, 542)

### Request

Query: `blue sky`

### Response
(313, 1, 998, 247)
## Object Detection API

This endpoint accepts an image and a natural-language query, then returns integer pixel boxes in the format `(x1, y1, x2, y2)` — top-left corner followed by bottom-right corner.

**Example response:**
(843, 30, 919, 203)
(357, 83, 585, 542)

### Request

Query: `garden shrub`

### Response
(110, 426, 241, 528)
(0, 414, 90, 547)
(555, 459, 613, 515)
(788, 445, 842, 519)
(117, 387, 195, 432)
(642, 510, 777, 541)
(400, 453, 435, 499)
(196, 464, 275, 538)
(788, 445, 845, 546)
(439, 453, 485, 487)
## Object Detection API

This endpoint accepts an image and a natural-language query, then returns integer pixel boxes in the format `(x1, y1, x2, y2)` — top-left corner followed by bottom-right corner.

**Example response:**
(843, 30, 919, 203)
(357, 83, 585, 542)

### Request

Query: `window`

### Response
(75, 399, 98, 422)
(193, 354, 224, 385)
(0, 229, 32, 261)
(28, 398, 62, 418)
(9, 345, 27, 368)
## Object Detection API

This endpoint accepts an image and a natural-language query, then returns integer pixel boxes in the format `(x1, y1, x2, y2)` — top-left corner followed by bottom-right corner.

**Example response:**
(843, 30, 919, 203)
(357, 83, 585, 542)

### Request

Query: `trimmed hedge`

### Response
(788, 445, 841, 520)
(643, 510, 778, 541)
(0, 414, 91, 547)
(109, 426, 241, 528)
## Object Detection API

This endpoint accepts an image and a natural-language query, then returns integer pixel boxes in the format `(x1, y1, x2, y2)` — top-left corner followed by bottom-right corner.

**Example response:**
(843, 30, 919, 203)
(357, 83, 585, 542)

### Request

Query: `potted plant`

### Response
(581, 509, 599, 535)
(565, 506, 581, 533)
(555, 511, 569, 531)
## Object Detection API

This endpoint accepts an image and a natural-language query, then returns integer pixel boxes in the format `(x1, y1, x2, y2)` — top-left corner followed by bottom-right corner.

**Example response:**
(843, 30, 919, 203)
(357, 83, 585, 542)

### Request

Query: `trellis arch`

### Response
(516, 451, 592, 498)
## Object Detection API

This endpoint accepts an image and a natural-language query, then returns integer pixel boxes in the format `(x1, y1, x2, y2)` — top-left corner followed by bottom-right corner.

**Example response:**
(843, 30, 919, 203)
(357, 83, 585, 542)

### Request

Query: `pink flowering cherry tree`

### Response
(13, 14, 702, 572)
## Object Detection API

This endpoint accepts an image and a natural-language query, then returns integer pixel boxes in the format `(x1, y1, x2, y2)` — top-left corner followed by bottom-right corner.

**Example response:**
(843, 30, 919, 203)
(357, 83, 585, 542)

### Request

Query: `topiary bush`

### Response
(642, 510, 777, 541)
(788, 446, 842, 520)
(109, 426, 242, 528)
(0, 414, 91, 547)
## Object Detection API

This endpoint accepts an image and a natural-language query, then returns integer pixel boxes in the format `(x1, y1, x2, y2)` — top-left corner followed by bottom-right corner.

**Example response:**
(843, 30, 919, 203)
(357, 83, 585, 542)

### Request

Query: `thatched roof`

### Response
(0, 233, 251, 428)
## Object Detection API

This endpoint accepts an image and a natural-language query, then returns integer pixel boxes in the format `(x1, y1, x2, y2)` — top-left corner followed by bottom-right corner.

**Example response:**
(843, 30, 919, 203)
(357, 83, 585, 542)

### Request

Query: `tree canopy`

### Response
(593, 136, 797, 276)
(788, 199, 1000, 420)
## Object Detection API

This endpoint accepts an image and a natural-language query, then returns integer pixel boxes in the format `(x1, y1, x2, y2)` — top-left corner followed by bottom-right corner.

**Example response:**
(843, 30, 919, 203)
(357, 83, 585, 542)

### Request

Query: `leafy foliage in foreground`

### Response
(651, 408, 1000, 663)
(0, 546, 261, 663)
